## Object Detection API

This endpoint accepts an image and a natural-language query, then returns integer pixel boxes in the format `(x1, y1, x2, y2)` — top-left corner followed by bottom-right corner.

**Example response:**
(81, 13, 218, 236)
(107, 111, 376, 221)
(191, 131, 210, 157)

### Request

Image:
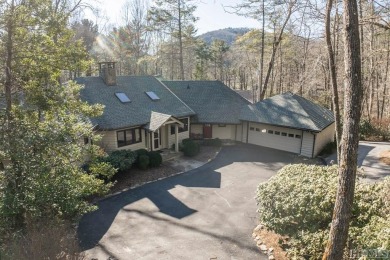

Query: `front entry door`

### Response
(153, 129, 161, 150)
(203, 124, 212, 138)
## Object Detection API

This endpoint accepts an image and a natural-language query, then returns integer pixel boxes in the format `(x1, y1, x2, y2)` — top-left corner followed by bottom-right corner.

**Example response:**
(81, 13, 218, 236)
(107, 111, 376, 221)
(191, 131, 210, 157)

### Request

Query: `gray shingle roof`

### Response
(163, 80, 250, 124)
(240, 92, 335, 132)
(77, 76, 195, 130)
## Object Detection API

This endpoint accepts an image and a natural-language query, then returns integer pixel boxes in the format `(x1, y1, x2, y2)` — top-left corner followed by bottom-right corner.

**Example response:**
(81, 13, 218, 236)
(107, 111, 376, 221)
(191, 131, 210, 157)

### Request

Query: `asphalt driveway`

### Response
(78, 144, 300, 260)
(326, 141, 390, 182)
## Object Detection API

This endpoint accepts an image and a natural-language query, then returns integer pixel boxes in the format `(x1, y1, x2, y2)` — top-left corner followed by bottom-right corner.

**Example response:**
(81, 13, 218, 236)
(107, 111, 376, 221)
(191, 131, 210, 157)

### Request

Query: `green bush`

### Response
(135, 149, 149, 167)
(99, 150, 137, 172)
(203, 138, 222, 147)
(148, 151, 162, 167)
(360, 119, 375, 139)
(182, 139, 200, 157)
(137, 155, 150, 170)
(256, 164, 390, 259)
(319, 140, 337, 156)
(89, 162, 117, 181)
(182, 138, 192, 146)
(360, 118, 390, 141)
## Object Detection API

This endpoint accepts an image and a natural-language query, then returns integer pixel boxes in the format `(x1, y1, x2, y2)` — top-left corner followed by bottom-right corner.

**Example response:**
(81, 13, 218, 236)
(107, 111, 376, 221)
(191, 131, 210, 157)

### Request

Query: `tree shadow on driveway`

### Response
(77, 144, 294, 253)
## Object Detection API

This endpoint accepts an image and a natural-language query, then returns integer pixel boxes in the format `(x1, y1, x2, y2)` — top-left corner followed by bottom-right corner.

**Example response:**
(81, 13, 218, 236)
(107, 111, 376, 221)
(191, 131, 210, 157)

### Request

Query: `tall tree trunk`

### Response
(380, 37, 389, 119)
(260, 1, 294, 100)
(322, 0, 363, 259)
(178, 0, 184, 80)
(325, 0, 342, 161)
(258, 0, 265, 102)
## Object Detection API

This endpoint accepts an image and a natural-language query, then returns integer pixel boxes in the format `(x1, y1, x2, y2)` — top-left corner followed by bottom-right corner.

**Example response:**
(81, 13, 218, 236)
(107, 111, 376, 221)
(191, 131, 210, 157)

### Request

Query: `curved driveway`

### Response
(78, 144, 299, 260)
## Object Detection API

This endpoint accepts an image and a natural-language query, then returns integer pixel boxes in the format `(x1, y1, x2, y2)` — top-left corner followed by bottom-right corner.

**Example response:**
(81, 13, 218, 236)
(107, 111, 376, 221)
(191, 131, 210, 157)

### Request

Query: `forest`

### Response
(0, 0, 388, 259)
(70, 0, 390, 125)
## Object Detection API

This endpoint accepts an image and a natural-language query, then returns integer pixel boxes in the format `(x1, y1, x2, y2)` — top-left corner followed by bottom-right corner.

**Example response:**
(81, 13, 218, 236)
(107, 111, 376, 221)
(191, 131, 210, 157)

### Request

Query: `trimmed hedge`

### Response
(182, 139, 200, 157)
(148, 151, 162, 167)
(138, 155, 150, 170)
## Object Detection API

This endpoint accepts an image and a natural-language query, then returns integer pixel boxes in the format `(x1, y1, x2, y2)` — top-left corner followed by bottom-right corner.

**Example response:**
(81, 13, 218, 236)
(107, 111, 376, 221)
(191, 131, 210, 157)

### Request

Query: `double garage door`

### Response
(247, 123, 302, 154)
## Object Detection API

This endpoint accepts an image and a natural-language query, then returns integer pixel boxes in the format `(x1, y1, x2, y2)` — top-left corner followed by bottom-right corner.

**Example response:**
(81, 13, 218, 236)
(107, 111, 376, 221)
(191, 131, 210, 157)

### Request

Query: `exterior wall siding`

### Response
(236, 123, 243, 142)
(191, 124, 203, 135)
(242, 122, 248, 143)
(314, 122, 335, 157)
(301, 131, 315, 157)
(212, 124, 236, 140)
(168, 130, 190, 148)
(247, 122, 302, 154)
(98, 129, 147, 152)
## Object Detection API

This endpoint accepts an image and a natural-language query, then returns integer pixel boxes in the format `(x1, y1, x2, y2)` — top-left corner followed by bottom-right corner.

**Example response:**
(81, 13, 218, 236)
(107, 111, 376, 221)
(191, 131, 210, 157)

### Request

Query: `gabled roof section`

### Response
(77, 76, 195, 130)
(163, 80, 250, 124)
(234, 90, 256, 103)
(240, 92, 335, 132)
(146, 111, 183, 132)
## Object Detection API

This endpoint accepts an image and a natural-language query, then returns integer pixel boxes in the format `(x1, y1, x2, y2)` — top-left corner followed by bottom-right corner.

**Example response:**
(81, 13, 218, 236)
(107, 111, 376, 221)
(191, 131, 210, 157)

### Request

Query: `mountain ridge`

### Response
(198, 27, 251, 45)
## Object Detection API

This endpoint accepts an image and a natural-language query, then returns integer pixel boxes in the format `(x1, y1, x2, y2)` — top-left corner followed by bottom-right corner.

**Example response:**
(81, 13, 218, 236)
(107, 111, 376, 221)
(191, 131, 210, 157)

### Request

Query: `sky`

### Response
(91, 0, 259, 35)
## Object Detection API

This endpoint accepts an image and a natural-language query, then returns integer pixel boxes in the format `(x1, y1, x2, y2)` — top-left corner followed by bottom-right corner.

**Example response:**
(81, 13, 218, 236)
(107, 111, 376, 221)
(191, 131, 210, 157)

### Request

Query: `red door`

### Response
(203, 124, 212, 139)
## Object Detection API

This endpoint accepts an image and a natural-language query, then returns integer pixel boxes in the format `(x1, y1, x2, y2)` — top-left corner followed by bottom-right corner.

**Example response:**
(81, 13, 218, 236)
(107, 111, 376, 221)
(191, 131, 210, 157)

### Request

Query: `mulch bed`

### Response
(253, 227, 288, 260)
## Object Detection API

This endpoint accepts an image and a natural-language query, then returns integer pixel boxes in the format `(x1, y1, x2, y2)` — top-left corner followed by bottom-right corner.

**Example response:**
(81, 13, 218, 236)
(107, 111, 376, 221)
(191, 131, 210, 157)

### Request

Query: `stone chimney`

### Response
(99, 62, 116, 86)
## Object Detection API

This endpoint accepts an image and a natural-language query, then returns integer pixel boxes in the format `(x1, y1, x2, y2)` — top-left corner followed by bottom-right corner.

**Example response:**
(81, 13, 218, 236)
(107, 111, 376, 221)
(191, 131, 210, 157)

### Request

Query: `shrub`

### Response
(148, 151, 162, 167)
(135, 149, 149, 167)
(138, 155, 150, 170)
(256, 164, 390, 259)
(360, 119, 375, 139)
(89, 162, 117, 181)
(319, 140, 337, 156)
(135, 149, 148, 157)
(360, 118, 390, 141)
(182, 139, 200, 157)
(182, 138, 192, 146)
(100, 150, 137, 172)
(203, 138, 222, 147)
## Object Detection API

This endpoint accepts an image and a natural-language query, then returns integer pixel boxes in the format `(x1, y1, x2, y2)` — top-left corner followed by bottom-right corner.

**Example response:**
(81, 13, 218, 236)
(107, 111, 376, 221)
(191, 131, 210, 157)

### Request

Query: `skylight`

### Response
(115, 92, 131, 103)
(145, 91, 160, 101)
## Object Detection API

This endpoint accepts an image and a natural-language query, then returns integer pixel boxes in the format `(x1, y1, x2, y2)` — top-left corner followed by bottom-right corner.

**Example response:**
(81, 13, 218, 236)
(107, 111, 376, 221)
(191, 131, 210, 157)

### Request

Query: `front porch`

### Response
(145, 111, 186, 153)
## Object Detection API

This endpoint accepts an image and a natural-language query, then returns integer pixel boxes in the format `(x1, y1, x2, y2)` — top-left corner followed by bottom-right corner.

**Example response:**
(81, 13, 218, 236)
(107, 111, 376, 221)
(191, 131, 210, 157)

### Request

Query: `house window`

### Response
(267, 130, 274, 134)
(249, 127, 255, 131)
(261, 129, 267, 133)
(117, 128, 142, 147)
(281, 132, 287, 136)
(295, 134, 302, 139)
(171, 118, 189, 135)
(288, 133, 294, 138)
(275, 131, 281, 135)
(255, 128, 260, 132)
(218, 124, 226, 127)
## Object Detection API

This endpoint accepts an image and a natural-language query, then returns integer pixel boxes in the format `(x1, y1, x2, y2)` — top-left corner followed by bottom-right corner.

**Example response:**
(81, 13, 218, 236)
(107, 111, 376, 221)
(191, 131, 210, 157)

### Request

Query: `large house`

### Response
(77, 62, 335, 158)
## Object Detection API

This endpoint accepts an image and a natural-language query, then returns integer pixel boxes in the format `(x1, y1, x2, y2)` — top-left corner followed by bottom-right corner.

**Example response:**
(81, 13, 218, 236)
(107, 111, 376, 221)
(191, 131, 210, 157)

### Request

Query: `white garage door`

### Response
(247, 123, 302, 154)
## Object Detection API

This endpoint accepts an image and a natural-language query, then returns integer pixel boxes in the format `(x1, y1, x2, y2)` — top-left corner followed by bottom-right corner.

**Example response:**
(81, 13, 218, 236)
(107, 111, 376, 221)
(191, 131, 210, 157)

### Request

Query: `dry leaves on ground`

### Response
(379, 150, 390, 165)
(253, 228, 288, 260)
